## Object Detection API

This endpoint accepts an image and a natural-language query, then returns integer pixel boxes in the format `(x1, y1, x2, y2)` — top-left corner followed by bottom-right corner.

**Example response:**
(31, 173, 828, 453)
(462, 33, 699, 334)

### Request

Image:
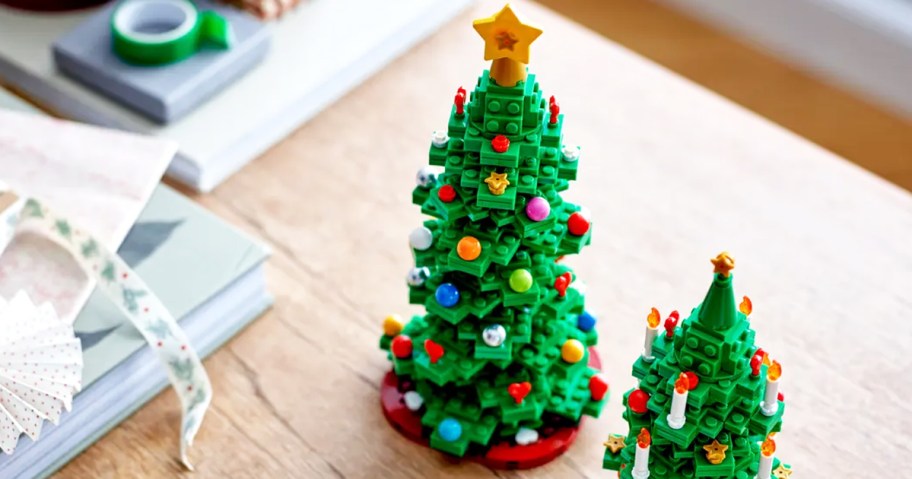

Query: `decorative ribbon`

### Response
(0, 187, 210, 469)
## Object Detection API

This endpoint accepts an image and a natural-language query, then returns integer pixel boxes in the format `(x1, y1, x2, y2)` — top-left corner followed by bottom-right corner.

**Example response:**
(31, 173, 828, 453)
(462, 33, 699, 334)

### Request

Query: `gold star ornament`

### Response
(473, 4, 542, 87)
(702, 439, 728, 465)
(711, 251, 735, 277)
(772, 464, 793, 478)
(484, 171, 510, 196)
(603, 434, 626, 454)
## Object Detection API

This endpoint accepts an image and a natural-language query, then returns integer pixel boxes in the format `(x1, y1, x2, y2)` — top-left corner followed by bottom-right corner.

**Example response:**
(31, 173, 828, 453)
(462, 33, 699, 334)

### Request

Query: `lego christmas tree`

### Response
(603, 253, 793, 478)
(378, 4, 607, 467)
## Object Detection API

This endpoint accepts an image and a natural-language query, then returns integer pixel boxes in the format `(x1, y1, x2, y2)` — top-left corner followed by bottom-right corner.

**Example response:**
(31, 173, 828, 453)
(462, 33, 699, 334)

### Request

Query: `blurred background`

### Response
(537, 0, 912, 191)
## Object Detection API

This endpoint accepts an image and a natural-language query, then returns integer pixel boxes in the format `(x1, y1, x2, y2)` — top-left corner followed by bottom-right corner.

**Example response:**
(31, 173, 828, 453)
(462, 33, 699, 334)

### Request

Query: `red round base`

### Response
(380, 347, 602, 470)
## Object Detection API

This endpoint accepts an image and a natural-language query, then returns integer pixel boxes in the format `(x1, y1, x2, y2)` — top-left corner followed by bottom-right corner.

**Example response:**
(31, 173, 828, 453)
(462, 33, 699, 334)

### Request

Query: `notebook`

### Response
(0, 184, 272, 478)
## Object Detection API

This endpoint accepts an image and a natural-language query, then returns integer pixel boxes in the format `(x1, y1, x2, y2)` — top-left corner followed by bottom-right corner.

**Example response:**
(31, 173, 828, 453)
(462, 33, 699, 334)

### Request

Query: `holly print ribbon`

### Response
(0, 189, 210, 469)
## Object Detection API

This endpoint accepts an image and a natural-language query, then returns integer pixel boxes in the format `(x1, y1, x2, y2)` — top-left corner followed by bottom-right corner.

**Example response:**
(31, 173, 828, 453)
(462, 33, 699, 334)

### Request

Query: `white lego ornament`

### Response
(515, 427, 539, 446)
(415, 166, 438, 188)
(482, 324, 506, 347)
(406, 266, 431, 286)
(409, 227, 434, 251)
(404, 391, 424, 411)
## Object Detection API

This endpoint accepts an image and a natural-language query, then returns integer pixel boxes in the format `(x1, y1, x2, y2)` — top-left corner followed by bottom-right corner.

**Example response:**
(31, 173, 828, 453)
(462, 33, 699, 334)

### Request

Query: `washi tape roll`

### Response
(111, 0, 234, 65)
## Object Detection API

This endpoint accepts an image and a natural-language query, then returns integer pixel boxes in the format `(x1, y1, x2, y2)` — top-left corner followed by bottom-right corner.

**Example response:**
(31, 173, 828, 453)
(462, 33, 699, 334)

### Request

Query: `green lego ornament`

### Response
(378, 4, 606, 468)
(603, 252, 794, 478)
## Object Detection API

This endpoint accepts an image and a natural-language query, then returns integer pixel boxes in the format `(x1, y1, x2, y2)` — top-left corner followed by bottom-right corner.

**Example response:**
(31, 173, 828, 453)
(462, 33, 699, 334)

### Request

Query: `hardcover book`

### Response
(0, 184, 272, 478)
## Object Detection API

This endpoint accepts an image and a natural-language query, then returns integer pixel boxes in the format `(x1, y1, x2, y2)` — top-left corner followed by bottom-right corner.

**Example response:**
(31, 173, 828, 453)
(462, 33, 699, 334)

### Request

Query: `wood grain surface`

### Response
(56, 1, 912, 477)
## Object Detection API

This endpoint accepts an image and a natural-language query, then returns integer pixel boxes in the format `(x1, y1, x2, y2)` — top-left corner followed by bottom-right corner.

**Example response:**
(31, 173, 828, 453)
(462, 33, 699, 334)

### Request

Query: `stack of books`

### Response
(0, 0, 474, 191)
(0, 96, 271, 478)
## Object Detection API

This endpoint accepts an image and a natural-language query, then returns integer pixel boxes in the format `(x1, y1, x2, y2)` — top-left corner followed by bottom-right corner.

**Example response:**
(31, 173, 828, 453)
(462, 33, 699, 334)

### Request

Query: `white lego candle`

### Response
(631, 428, 651, 479)
(643, 308, 660, 361)
(761, 361, 782, 416)
(666, 373, 690, 429)
(756, 436, 776, 478)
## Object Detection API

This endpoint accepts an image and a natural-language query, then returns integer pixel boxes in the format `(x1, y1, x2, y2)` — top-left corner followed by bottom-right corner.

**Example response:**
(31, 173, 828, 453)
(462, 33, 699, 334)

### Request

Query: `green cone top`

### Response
(697, 252, 738, 330)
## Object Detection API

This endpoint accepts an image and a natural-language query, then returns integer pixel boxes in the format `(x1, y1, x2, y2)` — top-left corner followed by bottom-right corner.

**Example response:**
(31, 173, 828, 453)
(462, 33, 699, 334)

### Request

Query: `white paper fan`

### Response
(0, 291, 82, 455)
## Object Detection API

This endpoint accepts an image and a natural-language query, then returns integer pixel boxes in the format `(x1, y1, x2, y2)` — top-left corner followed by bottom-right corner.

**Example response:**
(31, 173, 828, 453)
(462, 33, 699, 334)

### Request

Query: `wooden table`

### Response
(58, 1, 912, 477)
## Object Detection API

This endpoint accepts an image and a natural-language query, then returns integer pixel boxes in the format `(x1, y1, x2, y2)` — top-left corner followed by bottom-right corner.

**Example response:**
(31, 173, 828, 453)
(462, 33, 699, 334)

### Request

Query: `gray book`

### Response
(0, 184, 271, 478)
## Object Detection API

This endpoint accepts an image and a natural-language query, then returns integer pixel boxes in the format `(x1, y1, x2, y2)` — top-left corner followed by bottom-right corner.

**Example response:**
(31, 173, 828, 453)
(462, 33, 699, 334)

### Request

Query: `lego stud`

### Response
(456, 236, 482, 261)
(508, 269, 533, 293)
(434, 283, 460, 308)
(403, 390, 424, 411)
(561, 144, 580, 162)
(390, 335, 413, 359)
(405, 266, 431, 286)
(424, 339, 445, 364)
(382, 314, 404, 336)
(431, 130, 449, 148)
(437, 417, 462, 442)
(482, 324, 506, 347)
(491, 134, 510, 153)
(515, 428, 539, 446)
(576, 311, 597, 332)
(484, 171, 510, 196)
(628, 388, 650, 414)
(567, 211, 590, 236)
(588, 375, 609, 401)
(415, 166, 438, 188)
(507, 381, 532, 404)
(409, 226, 433, 251)
(437, 184, 456, 203)
(560, 339, 584, 363)
(524, 196, 551, 221)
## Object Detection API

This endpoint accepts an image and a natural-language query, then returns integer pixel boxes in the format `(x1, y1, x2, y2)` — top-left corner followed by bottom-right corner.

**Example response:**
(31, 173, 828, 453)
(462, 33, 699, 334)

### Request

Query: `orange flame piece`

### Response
(637, 428, 651, 448)
(768, 360, 782, 381)
(674, 373, 690, 394)
(739, 296, 752, 316)
(761, 436, 776, 456)
(647, 307, 661, 328)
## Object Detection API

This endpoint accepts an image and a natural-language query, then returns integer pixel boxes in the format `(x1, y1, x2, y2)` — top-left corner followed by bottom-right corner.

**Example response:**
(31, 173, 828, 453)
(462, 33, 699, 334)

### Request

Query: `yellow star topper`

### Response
(711, 251, 735, 277)
(484, 171, 510, 196)
(702, 439, 728, 465)
(473, 4, 542, 86)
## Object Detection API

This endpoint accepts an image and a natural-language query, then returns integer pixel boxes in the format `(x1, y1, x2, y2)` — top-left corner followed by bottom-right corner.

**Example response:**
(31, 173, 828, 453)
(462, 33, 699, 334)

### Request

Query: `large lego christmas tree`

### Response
(378, 4, 607, 467)
(603, 253, 793, 478)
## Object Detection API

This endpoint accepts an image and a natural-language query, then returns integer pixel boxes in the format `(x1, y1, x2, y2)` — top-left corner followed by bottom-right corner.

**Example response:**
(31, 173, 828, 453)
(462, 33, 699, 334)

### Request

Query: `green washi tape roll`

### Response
(111, 0, 234, 65)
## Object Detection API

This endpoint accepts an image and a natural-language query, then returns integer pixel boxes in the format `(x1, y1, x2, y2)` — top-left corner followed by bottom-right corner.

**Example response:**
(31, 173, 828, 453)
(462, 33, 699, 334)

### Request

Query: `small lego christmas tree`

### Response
(603, 253, 793, 478)
(379, 4, 607, 468)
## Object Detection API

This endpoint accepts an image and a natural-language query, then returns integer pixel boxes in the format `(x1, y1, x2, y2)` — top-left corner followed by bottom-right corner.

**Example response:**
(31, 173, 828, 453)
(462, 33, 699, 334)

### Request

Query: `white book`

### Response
(0, 0, 475, 191)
